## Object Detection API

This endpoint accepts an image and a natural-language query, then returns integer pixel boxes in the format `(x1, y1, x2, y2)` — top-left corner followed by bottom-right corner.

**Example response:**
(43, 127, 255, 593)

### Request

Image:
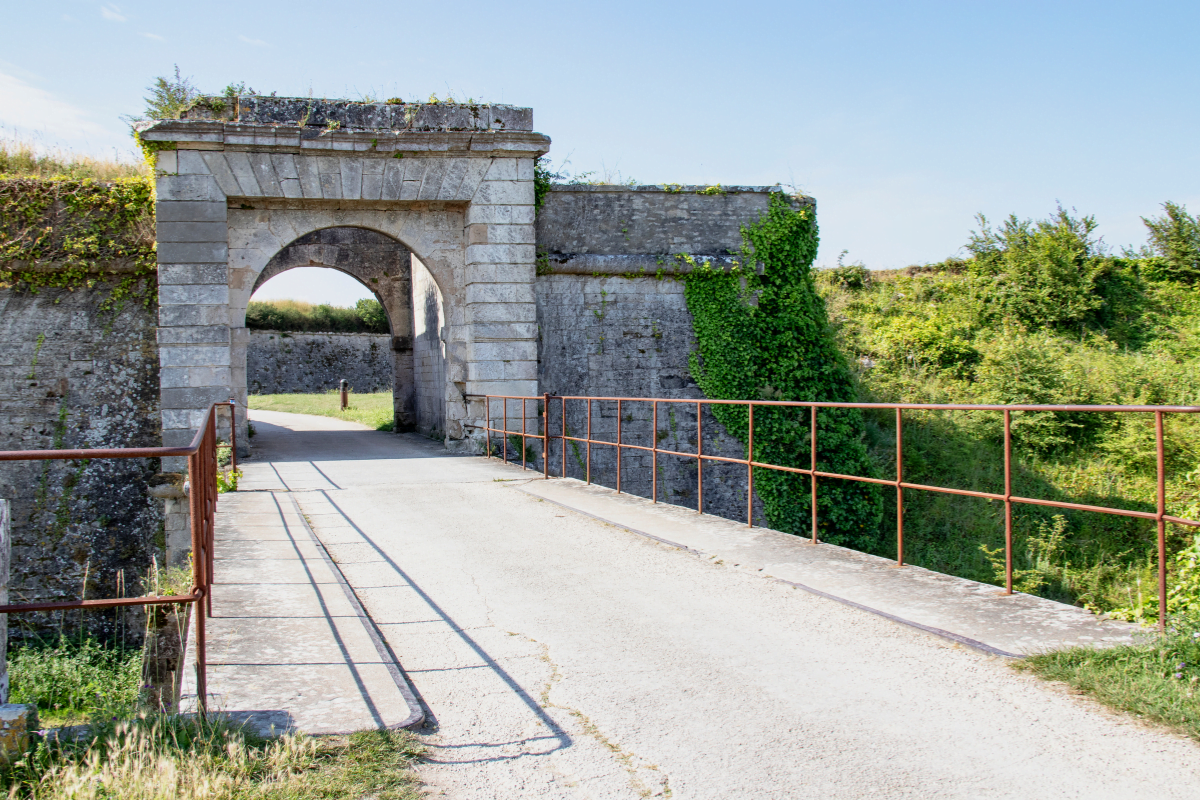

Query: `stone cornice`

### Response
(137, 120, 551, 158)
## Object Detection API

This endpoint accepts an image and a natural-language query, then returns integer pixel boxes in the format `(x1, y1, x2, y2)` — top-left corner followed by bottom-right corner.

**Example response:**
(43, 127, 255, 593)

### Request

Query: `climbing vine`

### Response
(0, 176, 157, 312)
(681, 192, 883, 548)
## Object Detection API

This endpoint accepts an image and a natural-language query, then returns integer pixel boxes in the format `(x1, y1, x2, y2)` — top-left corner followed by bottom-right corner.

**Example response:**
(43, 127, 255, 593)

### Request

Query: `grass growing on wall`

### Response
(248, 391, 396, 431)
(0, 140, 146, 182)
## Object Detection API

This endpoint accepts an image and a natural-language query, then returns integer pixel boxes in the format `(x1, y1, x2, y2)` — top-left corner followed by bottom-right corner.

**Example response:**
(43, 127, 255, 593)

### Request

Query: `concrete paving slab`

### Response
(514, 477, 1141, 657)
(181, 478, 423, 733)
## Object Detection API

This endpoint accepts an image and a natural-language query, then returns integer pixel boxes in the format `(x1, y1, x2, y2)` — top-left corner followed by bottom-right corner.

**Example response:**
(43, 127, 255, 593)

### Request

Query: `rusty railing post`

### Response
(896, 408, 904, 566)
(1004, 409, 1014, 595)
(502, 398, 508, 464)
(187, 442, 207, 715)
(747, 402, 754, 527)
(616, 400, 623, 494)
(543, 393, 550, 479)
(561, 397, 567, 478)
(696, 402, 703, 514)
(1157, 410, 1167, 632)
(652, 401, 658, 504)
(486, 397, 492, 458)
(521, 398, 527, 471)
(586, 399, 592, 485)
(228, 399, 238, 477)
(811, 405, 818, 544)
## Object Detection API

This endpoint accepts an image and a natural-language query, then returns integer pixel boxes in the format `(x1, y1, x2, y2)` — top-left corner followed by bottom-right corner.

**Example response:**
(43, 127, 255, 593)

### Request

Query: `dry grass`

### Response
(2, 715, 424, 799)
(0, 139, 147, 181)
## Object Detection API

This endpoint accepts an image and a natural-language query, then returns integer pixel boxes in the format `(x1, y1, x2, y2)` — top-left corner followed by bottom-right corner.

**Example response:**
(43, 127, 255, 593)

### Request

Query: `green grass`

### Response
(248, 392, 396, 432)
(1, 715, 425, 799)
(8, 637, 142, 729)
(1019, 614, 1200, 740)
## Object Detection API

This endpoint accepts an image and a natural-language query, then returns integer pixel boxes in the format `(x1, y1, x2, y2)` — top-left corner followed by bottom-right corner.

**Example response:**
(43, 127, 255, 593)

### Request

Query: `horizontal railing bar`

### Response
(0, 401, 224, 461)
(481, 393, 1200, 529)
(473, 394, 1200, 414)
(0, 593, 203, 613)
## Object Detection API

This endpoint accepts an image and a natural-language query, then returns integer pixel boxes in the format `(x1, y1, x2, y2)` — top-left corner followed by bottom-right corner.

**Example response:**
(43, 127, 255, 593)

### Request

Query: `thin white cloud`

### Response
(238, 34, 270, 47)
(141, 32, 165, 41)
(0, 71, 132, 157)
(61, 14, 77, 22)
(100, 4, 126, 22)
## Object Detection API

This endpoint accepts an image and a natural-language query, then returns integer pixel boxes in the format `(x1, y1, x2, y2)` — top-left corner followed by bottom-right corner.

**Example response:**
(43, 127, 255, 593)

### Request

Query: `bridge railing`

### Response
(0, 400, 238, 714)
(476, 393, 1200, 631)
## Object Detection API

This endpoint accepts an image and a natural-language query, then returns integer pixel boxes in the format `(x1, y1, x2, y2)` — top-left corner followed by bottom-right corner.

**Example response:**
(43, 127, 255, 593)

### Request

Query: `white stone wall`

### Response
(412, 255, 446, 438)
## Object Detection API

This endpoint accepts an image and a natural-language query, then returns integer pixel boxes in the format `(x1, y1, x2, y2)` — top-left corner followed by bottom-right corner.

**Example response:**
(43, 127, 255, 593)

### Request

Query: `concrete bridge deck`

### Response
(188, 409, 1200, 799)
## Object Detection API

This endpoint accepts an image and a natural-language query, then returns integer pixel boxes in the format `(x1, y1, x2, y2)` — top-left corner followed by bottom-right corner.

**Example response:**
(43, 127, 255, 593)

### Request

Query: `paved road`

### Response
(243, 410, 1200, 799)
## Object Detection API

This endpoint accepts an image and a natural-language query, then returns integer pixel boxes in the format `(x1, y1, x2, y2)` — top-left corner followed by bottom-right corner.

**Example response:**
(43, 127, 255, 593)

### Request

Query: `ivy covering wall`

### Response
(0, 176, 156, 310)
(682, 193, 883, 548)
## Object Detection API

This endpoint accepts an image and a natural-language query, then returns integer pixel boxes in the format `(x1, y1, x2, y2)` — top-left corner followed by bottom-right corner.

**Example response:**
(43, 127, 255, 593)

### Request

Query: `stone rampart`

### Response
(247, 331, 393, 395)
(0, 283, 163, 642)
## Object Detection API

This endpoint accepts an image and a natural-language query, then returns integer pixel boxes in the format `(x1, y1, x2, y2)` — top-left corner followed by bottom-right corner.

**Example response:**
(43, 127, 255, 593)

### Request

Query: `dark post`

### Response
(339, 379, 349, 411)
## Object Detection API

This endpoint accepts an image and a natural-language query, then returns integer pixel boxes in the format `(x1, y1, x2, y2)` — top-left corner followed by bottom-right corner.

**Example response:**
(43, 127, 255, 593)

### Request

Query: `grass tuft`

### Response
(1019, 613, 1200, 740)
(8, 637, 142, 728)
(248, 391, 396, 432)
(1, 714, 425, 799)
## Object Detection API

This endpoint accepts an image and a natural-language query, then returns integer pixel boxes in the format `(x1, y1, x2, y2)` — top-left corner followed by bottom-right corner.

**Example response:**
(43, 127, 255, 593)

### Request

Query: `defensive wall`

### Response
(0, 97, 798, 617)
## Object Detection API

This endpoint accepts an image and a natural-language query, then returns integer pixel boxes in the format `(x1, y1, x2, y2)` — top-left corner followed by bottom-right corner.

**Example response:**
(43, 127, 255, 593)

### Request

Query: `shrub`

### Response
(1141, 202, 1200, 284)
(245, 298, 388, 333)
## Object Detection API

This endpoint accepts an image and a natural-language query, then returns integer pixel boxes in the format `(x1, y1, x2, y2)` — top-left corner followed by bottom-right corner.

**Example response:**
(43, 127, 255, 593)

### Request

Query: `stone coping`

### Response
(178, 96, 533, 132)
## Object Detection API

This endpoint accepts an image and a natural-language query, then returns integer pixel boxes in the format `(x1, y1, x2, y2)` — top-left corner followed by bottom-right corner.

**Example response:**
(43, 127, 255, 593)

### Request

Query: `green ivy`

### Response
(0, 176, 157, 312)
(682, 193, 883, 548)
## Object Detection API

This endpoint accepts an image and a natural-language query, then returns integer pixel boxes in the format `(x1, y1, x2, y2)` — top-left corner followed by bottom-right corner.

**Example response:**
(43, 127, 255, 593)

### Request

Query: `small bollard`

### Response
(339, 379, 349, 411)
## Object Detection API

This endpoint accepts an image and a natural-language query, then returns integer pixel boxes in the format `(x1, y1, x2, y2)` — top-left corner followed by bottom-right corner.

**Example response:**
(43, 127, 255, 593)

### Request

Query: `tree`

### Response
(141, 66, 198, 120)
(1142, 202, 1200, 284)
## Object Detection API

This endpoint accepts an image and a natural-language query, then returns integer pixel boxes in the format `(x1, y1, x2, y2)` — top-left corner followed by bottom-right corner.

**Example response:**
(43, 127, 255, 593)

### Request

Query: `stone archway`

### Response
(142, 97, 549, 460)
(248, 227, 417, 431)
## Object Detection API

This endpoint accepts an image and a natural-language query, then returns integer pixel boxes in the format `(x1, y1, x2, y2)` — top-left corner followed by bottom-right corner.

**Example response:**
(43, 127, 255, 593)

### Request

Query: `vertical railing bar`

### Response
(696, 401, 703, 514)
(561, 397, 567, 479)
(228, 399, 238, 477)
(811, 405, 818, 544)
(896, 407, 904, 567)
(617, 400, 623, 494)
(586, 399, 592, 485)
(502, 398, 508, 464)
(1004, 409, 1014, 595)
(747, 402, 754, 527)
(521, 399, 527, 472)
(486, 397, 492, 459)
(187, 439, 206, 715)
(1156, 410, 1167, 632)
(652, 401, 658, 504)
(543, 393, 550, 480)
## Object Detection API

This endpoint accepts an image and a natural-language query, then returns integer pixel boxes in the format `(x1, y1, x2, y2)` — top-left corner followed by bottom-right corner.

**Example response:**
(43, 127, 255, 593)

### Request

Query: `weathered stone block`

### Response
(0, 705, 36, 765)
(158, 242, 228, 264)
(156, 325, 230, 345)
(157, 222, 228, 243)
(156, 174, 223, 202)
(158, 264, 228, 285)
(176, 150, 211, 175)
(159, 345, 231, 368)
(159, 305, 229, 327)
(159, 284, 230, 306)
(155, 200, 227, 223)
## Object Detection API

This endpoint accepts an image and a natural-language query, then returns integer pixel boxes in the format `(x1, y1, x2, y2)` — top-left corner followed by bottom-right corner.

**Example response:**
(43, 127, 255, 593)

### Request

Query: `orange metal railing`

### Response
(479, 393, 1200, 631)
(0, 400, 238, 713)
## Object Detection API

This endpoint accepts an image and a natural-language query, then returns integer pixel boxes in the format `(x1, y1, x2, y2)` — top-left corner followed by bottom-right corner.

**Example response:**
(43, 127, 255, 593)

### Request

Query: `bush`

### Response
(1141, 202, 1200, 284)
(245, 299, 388, 333)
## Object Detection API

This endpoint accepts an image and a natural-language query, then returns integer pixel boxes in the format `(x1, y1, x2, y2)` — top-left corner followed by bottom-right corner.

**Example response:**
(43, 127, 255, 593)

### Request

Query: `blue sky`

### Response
(3, 0, 1197, 305)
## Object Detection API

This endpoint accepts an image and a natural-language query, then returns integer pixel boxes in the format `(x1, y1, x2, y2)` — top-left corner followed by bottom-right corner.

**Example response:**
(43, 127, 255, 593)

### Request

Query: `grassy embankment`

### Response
(818, 204, 1200, 738)
(249, 391, 396, 432)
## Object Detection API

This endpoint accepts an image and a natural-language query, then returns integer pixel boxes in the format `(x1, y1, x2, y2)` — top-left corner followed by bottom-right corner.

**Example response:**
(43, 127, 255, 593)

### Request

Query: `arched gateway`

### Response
(142, 98, 547, 458)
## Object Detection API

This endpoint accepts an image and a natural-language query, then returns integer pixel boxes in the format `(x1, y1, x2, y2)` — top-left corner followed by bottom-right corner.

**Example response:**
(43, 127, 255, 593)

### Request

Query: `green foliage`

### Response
(964, 207, 1145, 338)
(141, 65, 200, 120)
(534, 156, 556, 212)
(245, 298, 389, 333)
(248, 392, 396, 432)
(8, 636, 142, 725)
(1021, 613, 1200, 741)
(0, 176, 156, 311)
(815, 202, 1200, 613)
(1141, 202, 1200, 284)
(682, 193, 883, 548)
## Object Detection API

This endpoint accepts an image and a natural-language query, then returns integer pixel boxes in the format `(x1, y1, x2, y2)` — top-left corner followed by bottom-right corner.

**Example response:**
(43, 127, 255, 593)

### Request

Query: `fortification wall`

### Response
(0, 284, 163, 642)
(247, 331, 393, 395)
(530, 185, 783, 526)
